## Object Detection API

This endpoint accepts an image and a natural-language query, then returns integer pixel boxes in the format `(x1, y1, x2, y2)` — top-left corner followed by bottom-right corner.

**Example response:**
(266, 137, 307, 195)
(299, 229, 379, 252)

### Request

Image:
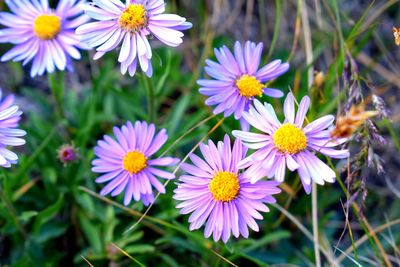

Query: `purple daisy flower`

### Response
(76, 0, 192, 77)
(197, 41, 289, 123)
(0, 0, 89, 77)
(232, 93, 350, 193)
(0, 89, 26, 167)
(92, 121, 179, 206)
(173, 135, 281, 243)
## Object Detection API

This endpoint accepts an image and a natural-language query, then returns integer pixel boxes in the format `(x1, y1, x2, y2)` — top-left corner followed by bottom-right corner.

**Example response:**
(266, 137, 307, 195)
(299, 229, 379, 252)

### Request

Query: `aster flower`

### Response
(76, 0, 192, 77)
(0, 0, 89, 77)
(197, 41, 289, 123)
(232, 93, 350, 193)
(0, 89, 26, 167)
(173, 135, 281, 243)
(92, 121, 179, 206)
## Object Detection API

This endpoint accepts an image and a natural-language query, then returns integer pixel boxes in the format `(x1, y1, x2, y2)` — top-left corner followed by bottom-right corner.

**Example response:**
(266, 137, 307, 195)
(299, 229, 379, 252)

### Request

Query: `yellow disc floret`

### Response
(118, 4, 148, 32)
(34, 14, 61, 40)
(235, 74, 264, 98)
(209, 171, 240, 202)
(273, 123, 307, 154)
(123, 151, 147, 175)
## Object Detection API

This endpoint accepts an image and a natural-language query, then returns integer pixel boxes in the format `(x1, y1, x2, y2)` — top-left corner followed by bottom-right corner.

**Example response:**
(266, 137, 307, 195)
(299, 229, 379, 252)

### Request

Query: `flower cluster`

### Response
(0, 0, 351, 245)
(174, 43, 349, 242)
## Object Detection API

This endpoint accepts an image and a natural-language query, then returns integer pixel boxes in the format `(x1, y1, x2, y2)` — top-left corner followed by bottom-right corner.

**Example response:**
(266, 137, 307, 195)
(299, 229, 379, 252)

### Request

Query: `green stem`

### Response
(48, 72, 65, 119)
(267, 0, 282, 60)
(0, 172, 27, 238)
(143, 74, 155, 123)
(312, 182, 321, 267)
(16, 126, 57, 178)
(327, 157, 382, 264)
(382, 118, 400, 152)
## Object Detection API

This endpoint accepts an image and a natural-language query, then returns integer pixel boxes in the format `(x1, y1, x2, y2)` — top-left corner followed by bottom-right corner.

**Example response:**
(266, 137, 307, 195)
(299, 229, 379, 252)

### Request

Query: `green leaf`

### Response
(78, 211, 103, 253)
(33, 194, 64, 234)
(35, 222, 68, 243)
(124, 244, 155, 254)
(18, 211, 38, 223)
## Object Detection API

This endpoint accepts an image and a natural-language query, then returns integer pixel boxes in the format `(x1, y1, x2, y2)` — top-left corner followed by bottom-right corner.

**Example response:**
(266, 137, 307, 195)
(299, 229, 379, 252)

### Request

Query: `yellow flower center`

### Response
(118, 4, 148, 32)
(235, 75, 264, 98)
(273, 123, 307, 154)
(123, 151, 147, 175)
(33, 14, 61, 40)
(209, 171, 240, 202)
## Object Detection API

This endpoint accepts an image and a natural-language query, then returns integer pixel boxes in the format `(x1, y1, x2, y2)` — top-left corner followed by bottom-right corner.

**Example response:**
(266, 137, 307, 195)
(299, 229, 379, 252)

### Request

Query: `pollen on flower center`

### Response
(33, 14, 61, 40)
(273, 123, 307, 154)
(209, 171, 240, 202)
(235, 74, 264, 98)
(118, 4, 148, 32)
(123, 151, 147, 175)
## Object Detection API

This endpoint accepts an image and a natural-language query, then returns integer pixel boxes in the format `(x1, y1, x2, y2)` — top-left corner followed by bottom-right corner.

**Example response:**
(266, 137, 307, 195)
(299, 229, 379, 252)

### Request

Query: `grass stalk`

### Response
(312, 182, 321, 267)
(143, 74, 156, 123)
(48, 72, 65, 119)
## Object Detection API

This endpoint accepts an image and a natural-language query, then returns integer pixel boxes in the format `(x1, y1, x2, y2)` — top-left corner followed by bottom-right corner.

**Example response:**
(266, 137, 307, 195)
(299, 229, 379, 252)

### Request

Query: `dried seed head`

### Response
(331, 103, 378, 139)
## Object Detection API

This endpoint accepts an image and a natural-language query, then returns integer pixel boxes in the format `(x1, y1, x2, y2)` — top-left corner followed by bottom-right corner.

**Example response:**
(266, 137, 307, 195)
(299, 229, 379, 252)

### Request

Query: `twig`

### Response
(81, 255, 95, 267)
(211, 249, 239, 267)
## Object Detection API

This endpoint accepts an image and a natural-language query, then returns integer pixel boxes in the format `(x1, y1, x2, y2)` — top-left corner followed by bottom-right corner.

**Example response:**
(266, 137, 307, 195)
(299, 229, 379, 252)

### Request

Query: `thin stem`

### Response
(16, 126, 58, 178)
(143, 74, 155, 123)
(312, 182, 321, 267)
(383, 118, 400, 152)
(272, 203, 337, 265)
(337, 219, 400, 263)
(111, 243, 146, 267)
(0, 172, 27, 238)
(159, 114, 216, 158)
(48, 72, 65, 119)
(267, 0, 282, 60)
(327, 157, 393, 267)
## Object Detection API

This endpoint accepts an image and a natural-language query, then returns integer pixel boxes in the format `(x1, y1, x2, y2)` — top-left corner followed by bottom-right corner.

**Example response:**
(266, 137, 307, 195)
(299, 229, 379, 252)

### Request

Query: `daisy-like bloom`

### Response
(233, 93, 350, 193)
(76, 0, 192, 77)
(0, 0, 89, 77)
(197, 41, 289, 122)
(92, 121, 179, 206)
(173, 135, 281, 243)
(0, 89, 26, 167)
